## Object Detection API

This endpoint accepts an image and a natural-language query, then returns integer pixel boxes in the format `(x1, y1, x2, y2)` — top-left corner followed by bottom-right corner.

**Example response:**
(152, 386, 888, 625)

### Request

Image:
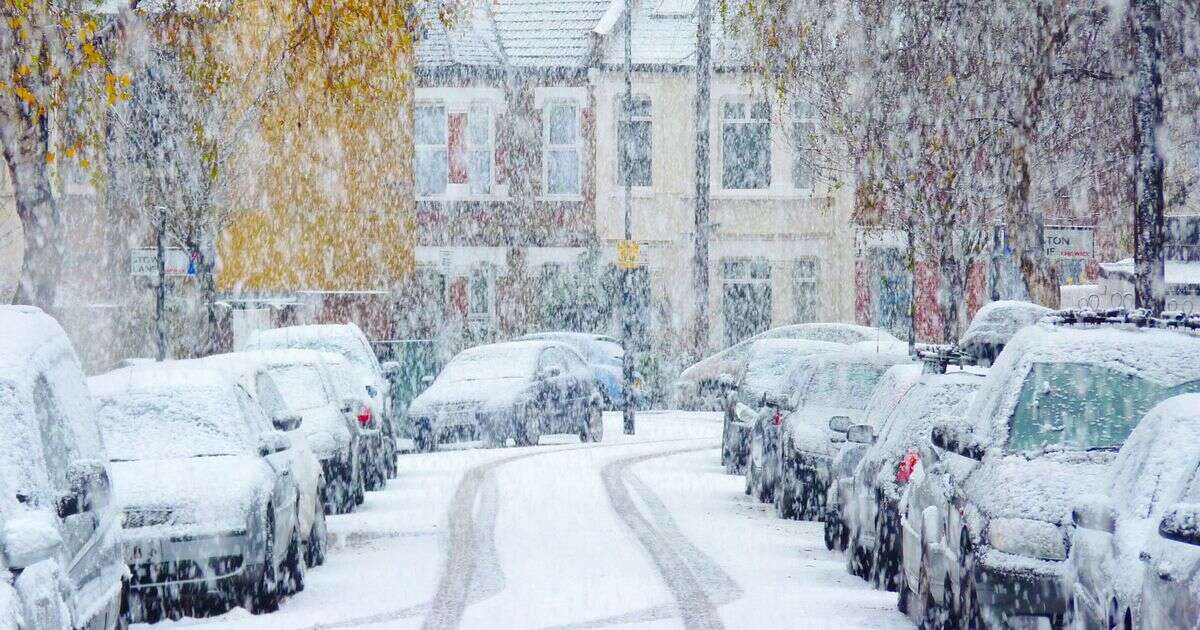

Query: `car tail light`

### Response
(357, 405, 373, 428)
(771, 410, 782, 426)
(896, 448, 919, 483)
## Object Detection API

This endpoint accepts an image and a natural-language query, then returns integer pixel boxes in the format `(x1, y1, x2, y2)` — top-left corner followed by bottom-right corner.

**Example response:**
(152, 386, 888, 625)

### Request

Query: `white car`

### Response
(0, 306, 125, 630)
(244, 324, 396, 483)
(1065, 394, 1200, 629)
(232, 350, 364, 514)
(189, 354, 329, 567)
(91, 365, 306, 622)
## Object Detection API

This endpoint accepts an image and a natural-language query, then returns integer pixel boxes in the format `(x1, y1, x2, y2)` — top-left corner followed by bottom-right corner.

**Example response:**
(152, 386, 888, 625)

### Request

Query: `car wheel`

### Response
(516, 406, 542, 447)
(824, 512, 841, 550)
(848, 527, 872, 579)
(249, 507, 280, 614)
(385, 439, 398, 478)
(306, 496, 328, 568)
(283, 524, 305, 595)
(744, 461, 756, 496)
(581, 403, 604, 442)
(776, 473, 798, 519)
(354, 463, 366, 506)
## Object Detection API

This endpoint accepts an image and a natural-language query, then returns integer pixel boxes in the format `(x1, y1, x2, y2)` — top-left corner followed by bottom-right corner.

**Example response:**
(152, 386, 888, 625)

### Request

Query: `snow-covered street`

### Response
(139, 411, 909, 630)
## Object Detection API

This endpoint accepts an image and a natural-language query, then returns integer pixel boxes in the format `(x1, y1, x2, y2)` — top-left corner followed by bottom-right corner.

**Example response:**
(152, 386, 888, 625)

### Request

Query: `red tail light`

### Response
(896, 448, 919, 483)
(771, 410, 783, 426)
(357, 405, 373, 427)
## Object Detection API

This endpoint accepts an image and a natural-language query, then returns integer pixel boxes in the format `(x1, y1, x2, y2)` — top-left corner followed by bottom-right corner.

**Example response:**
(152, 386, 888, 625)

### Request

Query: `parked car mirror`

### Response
(762, 392, 793, 412)
(272, 413, 303, 432)
(257, 430, 292, 456)
(421, 374, 435, 386)
(1072, 496, 1116, 534)
(1158, 503, 1200, 546)
(382, 361, 401, 379)
(828, 415, 853, 433)
(1, 513, 63, 570)
(931, 420, 985, 460)
(341, 397, 358, 415)
(846, 424, 876, 444)
(60, 459, 111, 517)
(537, 365, 563, 380)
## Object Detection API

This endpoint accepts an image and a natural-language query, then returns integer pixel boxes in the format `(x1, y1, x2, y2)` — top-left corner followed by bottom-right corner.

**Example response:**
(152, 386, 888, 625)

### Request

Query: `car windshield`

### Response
(741, 347, 812, 405)
(269, 365, 331, 411)
(797, 363, 890, 410)
(96, 386, 254, 461)
(440, 346, 538, 382)
(1008, 362, 1200, 452)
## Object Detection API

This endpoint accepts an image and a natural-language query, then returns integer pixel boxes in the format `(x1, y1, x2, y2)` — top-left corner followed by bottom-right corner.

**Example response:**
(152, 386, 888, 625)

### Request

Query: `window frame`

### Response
(542, 98, 583, 199)
(719, 96, 772, 191)
(791, 100, 817, 192)
(465, 102, 495, 195)
(414, 101, 449, 198)
(791, 257, 821, 323)
(615, 94, 653, 189)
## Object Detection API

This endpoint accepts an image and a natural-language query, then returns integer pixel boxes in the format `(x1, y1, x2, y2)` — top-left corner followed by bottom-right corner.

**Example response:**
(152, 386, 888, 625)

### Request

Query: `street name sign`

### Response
(1044, 226, 1094, 260)
(617, 240, 640, 269)
(131, 247, 191, 277)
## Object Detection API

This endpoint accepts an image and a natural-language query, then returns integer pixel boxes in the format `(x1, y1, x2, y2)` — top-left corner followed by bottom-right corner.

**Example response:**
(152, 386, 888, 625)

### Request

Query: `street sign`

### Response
(131, 247, 190, 277)
(617, 240, 640, 269)
(1044, 225, 1094, 260)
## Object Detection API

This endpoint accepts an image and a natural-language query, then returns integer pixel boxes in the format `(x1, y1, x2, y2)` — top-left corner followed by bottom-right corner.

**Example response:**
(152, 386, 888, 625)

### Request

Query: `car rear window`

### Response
(1008, 362, 1200, 452)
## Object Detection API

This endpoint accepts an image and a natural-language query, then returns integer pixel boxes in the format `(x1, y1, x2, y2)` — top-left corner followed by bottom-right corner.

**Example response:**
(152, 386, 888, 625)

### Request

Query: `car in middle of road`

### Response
(406, 340, 603, 448)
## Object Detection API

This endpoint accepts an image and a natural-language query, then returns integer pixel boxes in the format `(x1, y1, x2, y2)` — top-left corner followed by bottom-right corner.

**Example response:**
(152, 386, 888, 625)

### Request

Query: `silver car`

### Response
(1065, 394, 1200, 629)
(0, 307, 125, 630)
(91, 365, 306, 622)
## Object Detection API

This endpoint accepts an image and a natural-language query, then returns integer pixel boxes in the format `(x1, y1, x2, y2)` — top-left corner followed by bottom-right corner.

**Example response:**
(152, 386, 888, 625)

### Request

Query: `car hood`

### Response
(410, 377, 532, 415)
(677, 353, 726, 385)
(783, 406, 862, 459)
(962, 449, 1117, 524)
(111, 456, 272, 532)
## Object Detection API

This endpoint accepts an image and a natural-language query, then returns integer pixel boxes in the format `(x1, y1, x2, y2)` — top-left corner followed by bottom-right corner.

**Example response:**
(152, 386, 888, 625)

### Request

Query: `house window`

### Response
(721, 98, 771, 190)
(415, 104, 448, 196)
(468, 267, 492, 317)
(617, 95, 652, 187)
(792, 257, 820, 323)
(467, 104, 493, 195)
(544, 100, 581, 196)
(792, 100, 817, 190)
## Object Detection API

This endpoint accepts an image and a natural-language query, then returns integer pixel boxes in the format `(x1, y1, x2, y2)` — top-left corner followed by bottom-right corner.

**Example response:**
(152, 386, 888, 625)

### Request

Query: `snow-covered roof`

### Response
(595, 0, 750, 68)
(1098, 258, 1200, 289)
(417, 1, 505, 68)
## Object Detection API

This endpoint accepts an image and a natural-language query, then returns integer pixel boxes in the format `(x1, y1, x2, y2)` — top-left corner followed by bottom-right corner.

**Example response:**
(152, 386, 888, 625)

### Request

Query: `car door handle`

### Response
(280, 469, 291, 477)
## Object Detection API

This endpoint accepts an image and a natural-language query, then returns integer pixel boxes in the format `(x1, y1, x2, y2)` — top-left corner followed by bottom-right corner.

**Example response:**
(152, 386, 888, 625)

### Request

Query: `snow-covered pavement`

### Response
(139, 411, 911, 629)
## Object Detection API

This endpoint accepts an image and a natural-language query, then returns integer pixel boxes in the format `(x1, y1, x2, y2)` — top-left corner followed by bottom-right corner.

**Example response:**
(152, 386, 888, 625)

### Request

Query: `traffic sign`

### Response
(617, 240, 640, 269)
(130, 247, 190, 277)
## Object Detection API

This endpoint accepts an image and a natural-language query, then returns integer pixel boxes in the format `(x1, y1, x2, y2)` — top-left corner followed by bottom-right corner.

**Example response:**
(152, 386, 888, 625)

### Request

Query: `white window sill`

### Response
(711, 189, 825, 200)
(417, 194, 511, 203)
(610, 186, 655, 198)
(539, 195, 585, 203)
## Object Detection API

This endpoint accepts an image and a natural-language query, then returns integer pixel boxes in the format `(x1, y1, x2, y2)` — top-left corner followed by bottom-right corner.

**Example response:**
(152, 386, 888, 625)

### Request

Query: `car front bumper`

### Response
(124, 529, 251, 590)
(974, 551, 1067, 620)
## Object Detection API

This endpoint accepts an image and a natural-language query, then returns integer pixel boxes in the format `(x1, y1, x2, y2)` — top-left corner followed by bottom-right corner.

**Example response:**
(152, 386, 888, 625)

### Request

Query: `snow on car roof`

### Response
(223, 348, 331, 369)
(958, 300, 1053, 349)
(0, 306, 76, 377)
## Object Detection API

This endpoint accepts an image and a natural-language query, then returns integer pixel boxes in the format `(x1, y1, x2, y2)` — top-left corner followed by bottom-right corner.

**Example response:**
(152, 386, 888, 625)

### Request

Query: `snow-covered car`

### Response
(317, 352, 389, 491)
(90, 365, 306, 622)
(842, 371, 981, 597)
(0, 306, 125, 630)
(519, 332, 641, 410)
(722, 338, 845, 475)
(188, 354, 329, 566)
(927, 321, 1200, 629)
(771, 350, 914, 519)
(823, 364, 924, 546)
(956, 300, 1052, 367)
(1064, 394, 1200, 629)
(230, 350, 364, 514)
(243, 323, 397, 481)
(407, 340, 603, 448)
(675, 323, 906, 410)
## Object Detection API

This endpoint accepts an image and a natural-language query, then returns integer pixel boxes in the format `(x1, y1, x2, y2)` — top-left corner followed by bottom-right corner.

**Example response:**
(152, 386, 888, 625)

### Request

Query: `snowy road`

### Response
(139, 412, 911, 630)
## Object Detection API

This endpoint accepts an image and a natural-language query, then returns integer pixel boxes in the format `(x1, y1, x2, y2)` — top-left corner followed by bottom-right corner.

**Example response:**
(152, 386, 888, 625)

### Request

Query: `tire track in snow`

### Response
(593, 446, 738, 630)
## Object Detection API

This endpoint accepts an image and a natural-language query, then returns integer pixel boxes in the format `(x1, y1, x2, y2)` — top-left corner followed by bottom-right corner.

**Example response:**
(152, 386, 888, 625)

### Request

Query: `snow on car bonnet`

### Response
(90, 366, 257, 461)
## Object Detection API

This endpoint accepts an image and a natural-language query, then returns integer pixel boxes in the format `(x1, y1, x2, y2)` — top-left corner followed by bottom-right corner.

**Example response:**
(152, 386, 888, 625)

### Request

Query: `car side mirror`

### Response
(538, 366, 563, 380)
(762, 392, 793, 412)
(272, 413, 303, 432)
(1158, 503, 1200, 546)
(60, 459, 111, 518)
(829, 415, 853, 433)
(341, 397, 359, 415)
(257, 430, 292, 456)
(846, 424, 876, 445)
(931, 421, 984, 460)
(382, 361, 401, 378)
(1, 513, 63, 570)
(1072, 495, 1116, 534)
(421, 374, 435, 386)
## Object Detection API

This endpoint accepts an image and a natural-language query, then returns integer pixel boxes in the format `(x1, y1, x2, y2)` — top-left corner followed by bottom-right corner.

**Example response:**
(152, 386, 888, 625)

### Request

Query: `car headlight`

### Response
(986, 518, 1067, 561)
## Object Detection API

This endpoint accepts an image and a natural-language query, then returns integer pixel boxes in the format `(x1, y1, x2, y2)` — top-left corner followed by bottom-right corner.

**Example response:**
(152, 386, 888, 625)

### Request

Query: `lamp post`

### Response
(621, 1, 636, 435)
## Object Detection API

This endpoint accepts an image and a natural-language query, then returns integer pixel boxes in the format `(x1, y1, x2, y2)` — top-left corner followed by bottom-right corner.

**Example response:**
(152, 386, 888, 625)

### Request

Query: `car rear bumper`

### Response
(124, 529, 251, 589)
(974, 555, 1067, 619)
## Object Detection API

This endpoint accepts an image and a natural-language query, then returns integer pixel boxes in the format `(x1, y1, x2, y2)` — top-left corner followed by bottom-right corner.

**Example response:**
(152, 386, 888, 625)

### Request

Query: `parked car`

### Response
(319, 352, 390, 491)
(519, 332, 641, 410)
(843, 371, 982, 597)
(218, 350, 364, 514)
(407, 340, 603, 448)
(675, 323, 907, 410)
(91, 365, 306, 622)
(721, 338, 845, 474)
(243, 323, 398, 480)
(924, 321, 1200, 629)
(771, 350, 914, 519)
(190, 354, 329, 566)
(0, 306, 125, 630)
(1064, 394, 1200, 629)
(955, 300, 1052, 367)
(824, 363, 924, 545)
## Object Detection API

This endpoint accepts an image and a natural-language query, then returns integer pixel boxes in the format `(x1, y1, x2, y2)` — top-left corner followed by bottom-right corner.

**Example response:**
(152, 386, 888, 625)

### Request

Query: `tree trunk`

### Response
(1131, 0, 1165, 312)
(2, 116, 62, 311)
